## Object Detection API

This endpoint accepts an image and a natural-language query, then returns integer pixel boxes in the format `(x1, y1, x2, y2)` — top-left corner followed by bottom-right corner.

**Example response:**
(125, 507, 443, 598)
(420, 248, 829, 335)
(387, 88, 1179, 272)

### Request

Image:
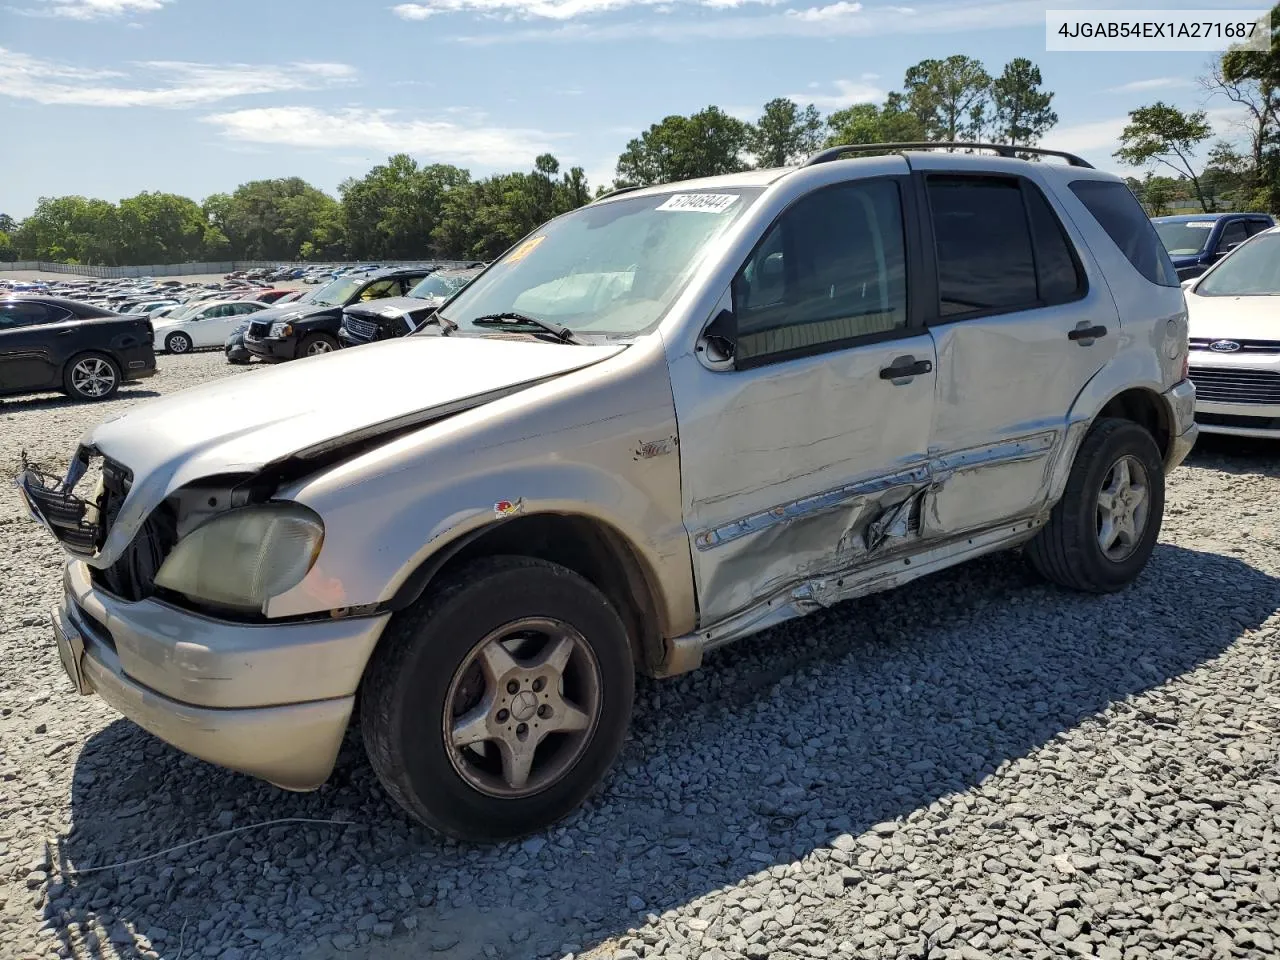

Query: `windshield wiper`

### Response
(470, 312, 585, 344)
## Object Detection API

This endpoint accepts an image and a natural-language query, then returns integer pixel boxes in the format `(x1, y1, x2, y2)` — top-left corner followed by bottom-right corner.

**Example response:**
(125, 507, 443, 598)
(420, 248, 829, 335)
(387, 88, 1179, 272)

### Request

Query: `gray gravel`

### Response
(2, 356, 1278, 960)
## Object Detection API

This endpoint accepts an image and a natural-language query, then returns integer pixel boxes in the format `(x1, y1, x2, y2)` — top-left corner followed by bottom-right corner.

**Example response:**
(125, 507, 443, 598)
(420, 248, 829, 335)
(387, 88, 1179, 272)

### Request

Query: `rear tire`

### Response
(298, 333, 338, 358)
(1026, 417, 1165, 593)
(63, 353, 120, 402)
(165, 332, 192, 355)
(360, 556, 634, 841)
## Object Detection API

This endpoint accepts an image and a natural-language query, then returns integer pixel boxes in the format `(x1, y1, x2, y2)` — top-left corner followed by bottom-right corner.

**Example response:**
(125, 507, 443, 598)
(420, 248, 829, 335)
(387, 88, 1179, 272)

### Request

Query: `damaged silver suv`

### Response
(18, 143, 1197, 840)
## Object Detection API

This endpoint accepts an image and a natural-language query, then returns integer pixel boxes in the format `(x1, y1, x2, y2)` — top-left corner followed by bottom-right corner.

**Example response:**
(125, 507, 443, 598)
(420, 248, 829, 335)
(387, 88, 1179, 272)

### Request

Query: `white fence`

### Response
(2, 259, 478, 279)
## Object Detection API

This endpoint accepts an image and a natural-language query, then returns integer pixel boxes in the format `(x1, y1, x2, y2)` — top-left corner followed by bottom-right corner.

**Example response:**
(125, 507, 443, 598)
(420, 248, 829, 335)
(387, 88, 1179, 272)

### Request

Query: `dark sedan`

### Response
(243, 267, 431, 363)
(338, 267, 483, 347)
(0, 297, 156, 402)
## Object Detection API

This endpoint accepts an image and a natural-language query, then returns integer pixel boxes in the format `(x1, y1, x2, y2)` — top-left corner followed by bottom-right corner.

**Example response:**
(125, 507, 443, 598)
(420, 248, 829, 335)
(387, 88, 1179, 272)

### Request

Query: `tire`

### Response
(63, 353, 120, 402)
(165, 332, 193, 355)
(298, 333, 338, 358)
(361, 556, 635, 841)
(1026, 417, 1165, 593)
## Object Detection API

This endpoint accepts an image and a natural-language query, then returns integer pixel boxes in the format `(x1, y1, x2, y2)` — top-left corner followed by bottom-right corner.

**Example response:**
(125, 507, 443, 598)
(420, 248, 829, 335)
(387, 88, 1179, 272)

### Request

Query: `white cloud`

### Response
(22, 0, 171, 18)
(1048, 116, 1130, 156)
(393, 0, 776, 18)
(202, 106, 561, 168)
(457, 0, 1056, 42)
(0, 48, 356, 108)
(1107, 77, 1194, 94)
(789, 78, 883, 109)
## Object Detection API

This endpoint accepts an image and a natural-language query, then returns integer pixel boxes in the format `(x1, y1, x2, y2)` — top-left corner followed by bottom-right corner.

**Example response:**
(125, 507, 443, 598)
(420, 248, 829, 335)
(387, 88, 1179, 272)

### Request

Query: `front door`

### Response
(671, 176, 938, 627)
(913, 166, 1120, 536)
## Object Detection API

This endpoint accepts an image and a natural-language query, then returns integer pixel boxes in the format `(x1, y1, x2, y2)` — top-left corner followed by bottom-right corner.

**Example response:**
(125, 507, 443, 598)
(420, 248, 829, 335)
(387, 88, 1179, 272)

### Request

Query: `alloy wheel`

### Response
(71, 358, 117, 398)
(1096, 455, 1150, 562)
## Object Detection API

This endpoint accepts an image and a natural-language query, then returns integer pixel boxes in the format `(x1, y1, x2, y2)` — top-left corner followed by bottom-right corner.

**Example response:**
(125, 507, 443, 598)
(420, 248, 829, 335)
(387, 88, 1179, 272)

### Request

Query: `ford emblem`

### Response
(1209, 339, 1241, 353)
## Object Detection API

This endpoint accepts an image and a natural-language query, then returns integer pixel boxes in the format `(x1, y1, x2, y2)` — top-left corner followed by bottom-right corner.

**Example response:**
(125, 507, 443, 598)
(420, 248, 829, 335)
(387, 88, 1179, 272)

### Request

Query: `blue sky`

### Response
(0, 0, 1261, 217)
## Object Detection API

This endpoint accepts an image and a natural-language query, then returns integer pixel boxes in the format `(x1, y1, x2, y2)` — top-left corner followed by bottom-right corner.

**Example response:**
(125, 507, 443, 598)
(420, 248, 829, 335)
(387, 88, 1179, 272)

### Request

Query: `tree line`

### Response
(1, 54, 1057, 268)
(1118, 3, 1280, 215)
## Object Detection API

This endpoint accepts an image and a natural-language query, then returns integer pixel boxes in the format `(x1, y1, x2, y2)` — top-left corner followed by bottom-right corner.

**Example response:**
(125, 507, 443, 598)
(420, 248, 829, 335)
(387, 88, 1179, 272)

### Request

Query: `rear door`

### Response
(914, 165, 1118, 536)
(0, 302, 68, 392)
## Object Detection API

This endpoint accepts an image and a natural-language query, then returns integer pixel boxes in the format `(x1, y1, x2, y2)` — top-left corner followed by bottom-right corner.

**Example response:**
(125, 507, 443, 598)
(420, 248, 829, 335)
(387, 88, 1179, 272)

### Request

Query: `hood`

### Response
(1186, 291, 1280, 341)
(83, 336, 625, 566)
(344, 296, 438, 319)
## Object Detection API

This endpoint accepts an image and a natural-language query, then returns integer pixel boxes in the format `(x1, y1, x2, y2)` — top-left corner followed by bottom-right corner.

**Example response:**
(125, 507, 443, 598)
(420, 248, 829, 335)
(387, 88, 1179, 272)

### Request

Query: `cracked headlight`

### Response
(155, 503, 324, 612)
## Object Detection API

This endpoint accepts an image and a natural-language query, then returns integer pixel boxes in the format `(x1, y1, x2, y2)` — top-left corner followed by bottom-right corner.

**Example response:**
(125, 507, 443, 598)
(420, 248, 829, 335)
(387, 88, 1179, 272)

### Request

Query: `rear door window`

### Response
(1068, 180, 1180, 286)
(0, 302, 52, 329)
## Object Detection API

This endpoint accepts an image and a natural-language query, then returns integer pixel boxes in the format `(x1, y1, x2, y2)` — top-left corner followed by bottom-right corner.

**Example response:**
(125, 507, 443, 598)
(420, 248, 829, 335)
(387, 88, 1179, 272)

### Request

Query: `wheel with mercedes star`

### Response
(1026, 417, 1165, 593)
(360, 556, 635, 840)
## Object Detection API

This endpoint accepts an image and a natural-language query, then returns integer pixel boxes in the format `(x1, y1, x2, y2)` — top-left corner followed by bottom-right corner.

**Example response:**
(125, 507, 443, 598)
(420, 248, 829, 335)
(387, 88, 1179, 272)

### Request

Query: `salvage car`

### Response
(243, 267, 431, 361)
(1, 296, 155, 401)
(18, 144, 1197, 841)
(1152, 212, 1274, 281)
(153, 299, 270, 354)
(1182, 225, 1280, 438)
(338, 267, 483, 346)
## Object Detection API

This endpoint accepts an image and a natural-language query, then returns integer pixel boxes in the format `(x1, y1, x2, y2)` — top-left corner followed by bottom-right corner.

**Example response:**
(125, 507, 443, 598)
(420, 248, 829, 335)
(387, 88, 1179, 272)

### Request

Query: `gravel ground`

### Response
(1, 355, 1278, 960)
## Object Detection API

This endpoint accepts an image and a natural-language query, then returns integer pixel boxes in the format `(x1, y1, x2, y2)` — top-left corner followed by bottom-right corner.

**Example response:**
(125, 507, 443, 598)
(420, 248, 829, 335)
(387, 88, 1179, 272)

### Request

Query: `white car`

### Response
(154, 300, 270, 354)
(1184, 227, 1280, 438)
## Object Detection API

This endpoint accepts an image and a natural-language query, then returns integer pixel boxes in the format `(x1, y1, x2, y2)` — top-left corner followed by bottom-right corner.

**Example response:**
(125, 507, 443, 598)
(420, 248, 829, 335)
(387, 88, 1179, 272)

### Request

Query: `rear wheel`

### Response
(1026, 418, 1165, 593)
(165, 331, 192, 354)
(360, 556, 634, 841)
(63, 353, 120, 402)
(298, 333, 338, 357)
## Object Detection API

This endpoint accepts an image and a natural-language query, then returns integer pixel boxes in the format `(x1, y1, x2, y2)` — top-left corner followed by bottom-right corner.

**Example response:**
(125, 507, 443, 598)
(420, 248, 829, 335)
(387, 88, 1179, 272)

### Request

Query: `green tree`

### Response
(205, 178, 342, 260)
(116, 192, 209, 264)
(615, 106, 750, 186)
(749, 98, 824, 167)
(1115, 102, 1214, 212)
(14, 196, 121, 264)
(0, 214, 16, 235)
(991, 58, 1057, 147)
(903, 55, 993, 142)
(824, 93, 926, 152)
(339, 154, 467, 260)
(0, 230, 15, 262)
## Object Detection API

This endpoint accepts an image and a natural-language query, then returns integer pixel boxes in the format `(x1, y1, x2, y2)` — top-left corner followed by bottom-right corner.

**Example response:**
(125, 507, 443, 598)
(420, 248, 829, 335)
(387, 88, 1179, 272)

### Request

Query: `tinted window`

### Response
(1218, 220, 1248, 251)
(731, 179, 907, 365)
(1023, 182, 1085, 304)
(0, 302, 51, 329)
(1068, 180, 1179, 286)
(927, 176, 1037, 316)
(1247, 219, 1273, 236)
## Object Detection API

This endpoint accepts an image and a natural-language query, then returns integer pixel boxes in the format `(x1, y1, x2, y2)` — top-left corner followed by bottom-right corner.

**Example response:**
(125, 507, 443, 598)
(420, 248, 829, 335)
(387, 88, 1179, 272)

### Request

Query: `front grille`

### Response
(248, 320, 271, 338)
(342, 316, 378, 342)
(93, 505, 178, 602)
(1190, 338, 1280, 354)
(1197, 411, 1280, 431)
(1189, 366, 1280, 405)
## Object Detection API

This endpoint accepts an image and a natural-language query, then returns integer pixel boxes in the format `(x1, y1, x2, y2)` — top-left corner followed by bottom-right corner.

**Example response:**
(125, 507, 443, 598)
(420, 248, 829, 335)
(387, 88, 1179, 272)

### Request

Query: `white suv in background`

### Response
(20, 143, 1196, 841)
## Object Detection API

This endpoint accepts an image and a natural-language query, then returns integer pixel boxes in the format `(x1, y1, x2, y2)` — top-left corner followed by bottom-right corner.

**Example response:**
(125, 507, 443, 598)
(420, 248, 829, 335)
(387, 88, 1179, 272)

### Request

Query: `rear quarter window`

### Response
(1068, 180, 1180, 287)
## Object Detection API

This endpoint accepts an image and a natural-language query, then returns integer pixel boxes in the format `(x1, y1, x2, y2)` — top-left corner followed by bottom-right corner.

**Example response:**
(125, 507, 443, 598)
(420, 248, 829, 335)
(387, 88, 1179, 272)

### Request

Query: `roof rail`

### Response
(803, 142, 1095, 169)
(592, 184, 645, 203)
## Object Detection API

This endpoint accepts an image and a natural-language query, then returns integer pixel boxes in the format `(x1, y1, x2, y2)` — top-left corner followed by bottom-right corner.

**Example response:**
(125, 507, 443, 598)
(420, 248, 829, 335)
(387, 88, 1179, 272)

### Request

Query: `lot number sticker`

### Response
(656, 193, 740, 214)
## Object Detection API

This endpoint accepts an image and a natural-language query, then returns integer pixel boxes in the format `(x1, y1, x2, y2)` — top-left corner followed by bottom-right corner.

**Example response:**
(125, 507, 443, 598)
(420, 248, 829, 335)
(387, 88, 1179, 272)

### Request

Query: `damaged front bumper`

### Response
(48, 560, 389, 791)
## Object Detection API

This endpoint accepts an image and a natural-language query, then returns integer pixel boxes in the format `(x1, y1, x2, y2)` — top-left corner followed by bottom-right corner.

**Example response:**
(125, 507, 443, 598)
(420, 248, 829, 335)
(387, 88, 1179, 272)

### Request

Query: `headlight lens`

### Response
(269, 322, 293, 338)
(154, 503, 324, 612)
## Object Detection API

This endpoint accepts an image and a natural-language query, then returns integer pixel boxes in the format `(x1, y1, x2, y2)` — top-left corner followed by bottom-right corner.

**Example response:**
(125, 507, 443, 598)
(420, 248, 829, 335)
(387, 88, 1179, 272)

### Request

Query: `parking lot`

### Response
(0, 350, 1275, 960)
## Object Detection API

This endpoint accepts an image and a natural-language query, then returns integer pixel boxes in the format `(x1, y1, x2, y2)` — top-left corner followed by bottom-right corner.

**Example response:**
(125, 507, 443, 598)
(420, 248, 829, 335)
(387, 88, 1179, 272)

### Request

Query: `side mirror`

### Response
(1180, 278, 1196, 290)
(698, 308, 736, 366)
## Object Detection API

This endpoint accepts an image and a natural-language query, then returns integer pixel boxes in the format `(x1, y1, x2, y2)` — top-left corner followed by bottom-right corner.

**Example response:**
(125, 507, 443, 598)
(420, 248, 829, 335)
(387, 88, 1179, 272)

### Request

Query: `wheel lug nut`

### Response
(506, 680, 520, 694)
(537, 704, 552, 719)
(532, 676, 546, 692)
(496, 709, 509, 723)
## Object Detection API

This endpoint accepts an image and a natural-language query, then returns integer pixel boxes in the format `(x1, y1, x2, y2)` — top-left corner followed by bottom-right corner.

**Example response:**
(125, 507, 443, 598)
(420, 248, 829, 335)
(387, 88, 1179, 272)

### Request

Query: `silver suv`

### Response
(18, 143, 1197, 841)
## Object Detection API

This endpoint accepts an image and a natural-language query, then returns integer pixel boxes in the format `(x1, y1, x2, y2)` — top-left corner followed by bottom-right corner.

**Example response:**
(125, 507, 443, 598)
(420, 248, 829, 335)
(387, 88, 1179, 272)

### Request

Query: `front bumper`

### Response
(244, 335, 298, 362)
(1164, 378, 1199, 469)
(52, 560, 389, 790)
(1195, 400, 1280, 439)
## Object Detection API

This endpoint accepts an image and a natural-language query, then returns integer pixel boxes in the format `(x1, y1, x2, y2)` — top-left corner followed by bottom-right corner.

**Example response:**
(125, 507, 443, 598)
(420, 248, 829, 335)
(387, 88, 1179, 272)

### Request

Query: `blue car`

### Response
(1152, 212, 1275, 281)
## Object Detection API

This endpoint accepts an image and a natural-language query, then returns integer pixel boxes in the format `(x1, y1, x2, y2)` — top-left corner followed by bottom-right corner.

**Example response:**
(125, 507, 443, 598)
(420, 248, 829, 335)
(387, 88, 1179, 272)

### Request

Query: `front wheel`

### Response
(360, 557, 634, 841)
(1026, 418, 1165, 593)
(298, 333, 338, 357)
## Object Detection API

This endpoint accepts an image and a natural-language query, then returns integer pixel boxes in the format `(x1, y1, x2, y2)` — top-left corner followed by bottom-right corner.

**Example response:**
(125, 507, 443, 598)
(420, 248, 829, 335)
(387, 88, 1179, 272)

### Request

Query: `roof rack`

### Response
(803, 142, 1094, 169)
(592, 184, 645, 203)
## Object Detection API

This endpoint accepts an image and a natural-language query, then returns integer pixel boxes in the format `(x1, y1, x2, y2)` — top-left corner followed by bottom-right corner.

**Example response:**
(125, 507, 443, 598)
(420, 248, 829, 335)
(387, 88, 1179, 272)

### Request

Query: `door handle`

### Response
(1067, 324, 1108, 343)
(57, 329, 76, 337)
(879, 356, 933, 381)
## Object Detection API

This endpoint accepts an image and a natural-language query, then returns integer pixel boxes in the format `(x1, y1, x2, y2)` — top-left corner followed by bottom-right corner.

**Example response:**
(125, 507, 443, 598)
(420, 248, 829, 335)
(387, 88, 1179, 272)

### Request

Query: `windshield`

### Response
(1195, 233, 1280, 295)
(1154, 220, 1214, 256)
(310, 276, 365, 307)
(439, 187, 763, 339)
(408, 271, 477, 299)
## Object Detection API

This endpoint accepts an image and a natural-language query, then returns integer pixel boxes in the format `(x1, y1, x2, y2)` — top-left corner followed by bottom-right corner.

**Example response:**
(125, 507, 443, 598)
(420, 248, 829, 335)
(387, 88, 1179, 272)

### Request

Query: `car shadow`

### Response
(0, 387, 161, 414)
(1184, 431, 1280, 478)
(52, 542, 1279, 960)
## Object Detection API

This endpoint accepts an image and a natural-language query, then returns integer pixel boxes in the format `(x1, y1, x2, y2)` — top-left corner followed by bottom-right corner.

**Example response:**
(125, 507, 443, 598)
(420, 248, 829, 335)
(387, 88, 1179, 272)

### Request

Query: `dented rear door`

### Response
(672, 175, 938, 627)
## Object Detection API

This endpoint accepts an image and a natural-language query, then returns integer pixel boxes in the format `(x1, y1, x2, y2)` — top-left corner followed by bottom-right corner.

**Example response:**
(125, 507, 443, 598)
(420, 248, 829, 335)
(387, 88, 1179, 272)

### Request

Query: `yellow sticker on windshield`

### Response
(505, 235, 545, 265)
